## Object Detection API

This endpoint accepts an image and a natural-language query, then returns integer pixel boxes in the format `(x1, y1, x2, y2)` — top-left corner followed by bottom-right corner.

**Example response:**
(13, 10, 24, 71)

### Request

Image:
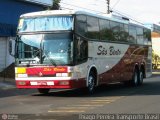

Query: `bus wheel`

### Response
(131, 69, 139, 86)
(138, 70, 144, 85)
(87, 71, 96, 94)
(38, 88, 50, 94)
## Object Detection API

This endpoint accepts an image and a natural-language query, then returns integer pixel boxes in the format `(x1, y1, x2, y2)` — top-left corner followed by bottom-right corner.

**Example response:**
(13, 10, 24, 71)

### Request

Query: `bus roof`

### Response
(20, 10, 75, 17)
(20, 10, 147, 29)
(21, 10, 128, 23)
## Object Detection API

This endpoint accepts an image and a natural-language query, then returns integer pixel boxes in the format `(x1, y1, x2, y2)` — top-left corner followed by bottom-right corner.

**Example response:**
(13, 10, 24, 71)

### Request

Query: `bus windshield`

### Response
(16, 33, 73, 66)
(18, 16, 73, 32)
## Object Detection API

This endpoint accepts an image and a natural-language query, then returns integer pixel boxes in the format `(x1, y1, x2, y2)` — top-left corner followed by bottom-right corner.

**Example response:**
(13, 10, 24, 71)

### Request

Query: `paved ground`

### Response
(0, 69, 159, 91)
(0, 77, 16, 90)
(0, 70, 160, 120)
(0, 71, 160, 120)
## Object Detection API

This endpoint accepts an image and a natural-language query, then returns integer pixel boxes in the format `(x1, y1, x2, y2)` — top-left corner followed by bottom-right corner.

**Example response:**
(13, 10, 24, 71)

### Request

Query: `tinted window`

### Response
(87, 16, 100, 40)
(110, 21, 120, 41)
(124, 24, 129, 41)
(137, 27, 144, 44)
(99, 19, 112, 41)
(120, 24, 129, 42)
(144, 28, 151, 45)
(129, 25, 137, 43)
(75, 15, 87, 36)
(119, 23, 125, 42)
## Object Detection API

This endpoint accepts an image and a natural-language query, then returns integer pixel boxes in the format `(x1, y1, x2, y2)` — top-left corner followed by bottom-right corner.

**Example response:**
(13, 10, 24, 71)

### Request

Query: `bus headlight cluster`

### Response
(15, 67, 28, 78)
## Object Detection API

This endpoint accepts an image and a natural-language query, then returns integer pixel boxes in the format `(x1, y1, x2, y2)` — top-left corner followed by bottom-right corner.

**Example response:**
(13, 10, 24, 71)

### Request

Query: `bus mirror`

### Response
(9, 39, 15, 57)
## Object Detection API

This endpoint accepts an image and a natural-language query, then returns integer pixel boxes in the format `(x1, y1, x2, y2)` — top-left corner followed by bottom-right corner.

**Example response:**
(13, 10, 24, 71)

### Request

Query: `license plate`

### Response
(30, 81, 54, 86)
(38, 82, 47, 86)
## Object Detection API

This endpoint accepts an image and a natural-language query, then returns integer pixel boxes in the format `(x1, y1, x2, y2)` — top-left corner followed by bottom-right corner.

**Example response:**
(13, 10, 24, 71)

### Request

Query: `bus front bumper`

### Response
(16, 79, 86, 89)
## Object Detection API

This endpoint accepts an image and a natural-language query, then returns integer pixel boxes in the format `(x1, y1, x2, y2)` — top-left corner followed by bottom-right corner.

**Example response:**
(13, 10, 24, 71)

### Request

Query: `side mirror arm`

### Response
(9, 39, 15, 58)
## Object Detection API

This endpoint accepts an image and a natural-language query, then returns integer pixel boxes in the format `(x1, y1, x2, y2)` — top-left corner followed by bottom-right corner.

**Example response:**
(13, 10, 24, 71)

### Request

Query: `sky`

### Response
(60, 0, 160, 24)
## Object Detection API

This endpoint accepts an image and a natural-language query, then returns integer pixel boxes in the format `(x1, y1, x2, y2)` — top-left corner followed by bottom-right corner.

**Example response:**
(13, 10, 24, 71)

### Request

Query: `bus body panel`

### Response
(15, 43, 151, 89)
(14, 10, 152, 91)
(15, 66, 86, 89)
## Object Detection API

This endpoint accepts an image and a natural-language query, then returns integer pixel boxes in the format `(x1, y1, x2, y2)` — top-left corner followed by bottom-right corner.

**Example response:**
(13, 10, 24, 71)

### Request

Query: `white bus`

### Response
(14, 10, 152, 94)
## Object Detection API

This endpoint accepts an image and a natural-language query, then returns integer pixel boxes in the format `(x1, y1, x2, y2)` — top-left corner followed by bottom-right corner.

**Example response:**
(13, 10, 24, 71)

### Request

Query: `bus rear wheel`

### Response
(131, 69, 139, 86)
(38, 88, 50, 94)
(138, 70, 144, 85)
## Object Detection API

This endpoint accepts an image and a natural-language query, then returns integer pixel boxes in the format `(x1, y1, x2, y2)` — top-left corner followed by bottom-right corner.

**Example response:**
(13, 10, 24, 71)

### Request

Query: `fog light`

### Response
(18, 81, 26, 85)
(59, 81, 69, 85)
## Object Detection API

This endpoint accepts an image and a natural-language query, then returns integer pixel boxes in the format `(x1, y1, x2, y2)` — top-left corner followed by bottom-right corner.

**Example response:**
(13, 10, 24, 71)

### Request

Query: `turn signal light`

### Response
(15, 67, 26, 74)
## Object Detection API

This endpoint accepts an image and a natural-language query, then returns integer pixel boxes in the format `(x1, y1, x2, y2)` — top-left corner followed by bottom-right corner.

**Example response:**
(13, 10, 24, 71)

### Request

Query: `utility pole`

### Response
(106, 0, 110, 14)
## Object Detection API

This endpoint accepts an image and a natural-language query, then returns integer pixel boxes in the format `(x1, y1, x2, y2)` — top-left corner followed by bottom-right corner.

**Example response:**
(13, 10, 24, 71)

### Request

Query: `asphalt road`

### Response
(0, 71, 160, 120)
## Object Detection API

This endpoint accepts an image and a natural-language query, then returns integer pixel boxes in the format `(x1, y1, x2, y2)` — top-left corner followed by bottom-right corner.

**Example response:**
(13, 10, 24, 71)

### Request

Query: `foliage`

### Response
(50, 0, 61, 10)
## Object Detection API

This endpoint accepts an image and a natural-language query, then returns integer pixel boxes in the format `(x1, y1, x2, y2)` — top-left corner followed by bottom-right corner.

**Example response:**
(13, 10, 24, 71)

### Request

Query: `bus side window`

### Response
(86, 16, 100, 40)
(75, 15, 87, 37)
(144, 28, 151, 45)
(99, 19, 111, 41)
(124, 24, 129, 42)
(119, 23, 129, 42)
(128, 25, 137, 44)
(110, 21, 120, 41)
(137, 27, 144, 45)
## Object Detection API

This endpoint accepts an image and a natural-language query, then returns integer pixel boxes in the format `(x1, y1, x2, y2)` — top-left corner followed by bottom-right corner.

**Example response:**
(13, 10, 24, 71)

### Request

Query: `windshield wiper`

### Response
(42, 50, 57, 66)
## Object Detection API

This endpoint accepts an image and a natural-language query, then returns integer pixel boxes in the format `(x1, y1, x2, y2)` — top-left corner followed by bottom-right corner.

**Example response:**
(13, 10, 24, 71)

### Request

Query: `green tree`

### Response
(50, 0, 61, 10)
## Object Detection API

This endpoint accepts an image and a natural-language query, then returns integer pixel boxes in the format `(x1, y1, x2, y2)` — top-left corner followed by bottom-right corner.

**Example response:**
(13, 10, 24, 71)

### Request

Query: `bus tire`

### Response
(38, 88, 50, 94)
(138, 70, 144, 85)
(87, 71, 96, 94)
(131, 68, 139, 86)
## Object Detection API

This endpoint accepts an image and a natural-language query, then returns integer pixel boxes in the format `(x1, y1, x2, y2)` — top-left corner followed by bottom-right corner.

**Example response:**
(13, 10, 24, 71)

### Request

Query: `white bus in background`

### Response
(12, 10, 152, 94)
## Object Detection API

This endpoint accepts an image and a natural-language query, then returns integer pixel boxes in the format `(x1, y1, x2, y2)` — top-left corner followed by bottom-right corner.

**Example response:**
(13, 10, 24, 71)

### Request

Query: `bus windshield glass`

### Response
(18, 16, 73, 32)
(16, 33, 73, 66)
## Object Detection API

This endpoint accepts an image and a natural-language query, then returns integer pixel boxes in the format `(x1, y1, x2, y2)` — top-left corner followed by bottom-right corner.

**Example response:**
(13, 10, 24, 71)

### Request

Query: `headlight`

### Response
(56, 73, 72, 77)
(17, 74, 28, 78)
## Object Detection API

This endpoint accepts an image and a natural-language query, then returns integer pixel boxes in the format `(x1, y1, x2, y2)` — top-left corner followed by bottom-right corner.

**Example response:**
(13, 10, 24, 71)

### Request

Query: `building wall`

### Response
(0, 37, 7, 71)
(0, 0, 50, 73)
(0, 0, 46, 37)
